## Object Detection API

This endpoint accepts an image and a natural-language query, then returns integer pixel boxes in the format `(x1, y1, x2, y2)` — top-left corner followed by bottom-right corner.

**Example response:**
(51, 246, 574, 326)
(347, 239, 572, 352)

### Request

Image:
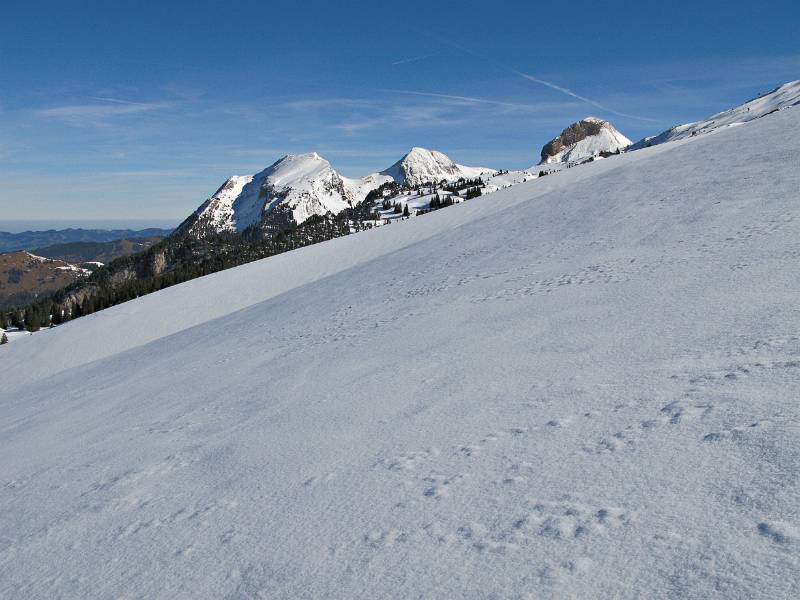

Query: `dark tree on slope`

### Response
(1, 332, 7, 345)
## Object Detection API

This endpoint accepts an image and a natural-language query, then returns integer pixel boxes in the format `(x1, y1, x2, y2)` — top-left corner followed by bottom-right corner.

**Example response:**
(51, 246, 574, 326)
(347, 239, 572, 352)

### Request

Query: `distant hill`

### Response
(0, 251, 87, 309)
(0, 236, 166, 308)
(32, 236, 165, 264)
(0, 228, 173, 253)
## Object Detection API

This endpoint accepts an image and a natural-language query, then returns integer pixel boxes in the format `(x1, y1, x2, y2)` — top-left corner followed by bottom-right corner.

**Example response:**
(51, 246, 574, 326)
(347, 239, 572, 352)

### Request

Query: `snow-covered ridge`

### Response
(539, 117, 632, 164)
(631, 79, 800, 149)
(22, 251, 49, 262)
(182, 148, 493, 237)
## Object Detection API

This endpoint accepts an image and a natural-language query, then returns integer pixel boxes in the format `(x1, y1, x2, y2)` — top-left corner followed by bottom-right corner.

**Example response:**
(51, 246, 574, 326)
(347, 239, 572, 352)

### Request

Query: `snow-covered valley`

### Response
(1, 98, 799, 599)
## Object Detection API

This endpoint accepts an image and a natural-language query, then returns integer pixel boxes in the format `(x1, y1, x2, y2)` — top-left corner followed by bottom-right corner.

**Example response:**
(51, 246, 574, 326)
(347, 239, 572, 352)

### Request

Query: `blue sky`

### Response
(1, 0, 798, 225)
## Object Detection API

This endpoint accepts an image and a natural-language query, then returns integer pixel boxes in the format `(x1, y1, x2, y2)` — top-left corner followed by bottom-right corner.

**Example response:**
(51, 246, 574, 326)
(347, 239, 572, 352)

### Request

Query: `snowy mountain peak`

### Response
(271, 151, 325, 166)
(260, 152, 337, 185)
(539, 117, 631, 165)
(180, 151, 359, 238)
(381, 147, 493, 186)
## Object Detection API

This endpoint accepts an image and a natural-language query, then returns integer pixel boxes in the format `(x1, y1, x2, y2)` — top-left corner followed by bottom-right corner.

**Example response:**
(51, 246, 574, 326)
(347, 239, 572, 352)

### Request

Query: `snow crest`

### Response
(631, 79, 800, 149)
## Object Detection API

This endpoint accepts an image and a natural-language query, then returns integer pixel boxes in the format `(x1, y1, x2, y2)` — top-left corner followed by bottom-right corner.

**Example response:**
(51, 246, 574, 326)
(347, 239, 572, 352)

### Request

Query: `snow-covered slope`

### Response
(631, 80, 800, 149)
(2, 106, 799, 599)
(381, 147, 494, 186)
(540, 117, 632, 164)
(181, 153, 364, 236)
(482, 168, 536, 193)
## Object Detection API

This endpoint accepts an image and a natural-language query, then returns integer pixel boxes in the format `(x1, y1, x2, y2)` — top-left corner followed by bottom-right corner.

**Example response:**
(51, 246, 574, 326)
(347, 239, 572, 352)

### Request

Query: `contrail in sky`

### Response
(392, 52, 439, 66)
(88, 97, 149, 105)
(386, 89, 559, 112)
(412, 32, 657, 122)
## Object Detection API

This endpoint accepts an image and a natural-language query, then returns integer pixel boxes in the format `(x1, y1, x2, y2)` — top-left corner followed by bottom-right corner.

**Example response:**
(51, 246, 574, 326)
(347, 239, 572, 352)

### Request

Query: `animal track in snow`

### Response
(442, 499, 631, 555)
(757, 521, 799, 545)
(456, 444, 481, 457)
(659, 399, 713, 424)
(544, 416, 574, 428)
(702, 421, 768, 443)
(583, 432, 634, 454)
(422, 472, 469, 499)
(375, 447, 440, 472)
(363, 527, 410, 548)
(302, 472, 337, 486)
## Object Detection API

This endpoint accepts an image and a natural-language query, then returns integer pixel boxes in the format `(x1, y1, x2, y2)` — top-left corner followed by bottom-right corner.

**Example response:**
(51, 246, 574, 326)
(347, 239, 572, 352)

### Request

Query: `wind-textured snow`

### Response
(2, 107, 800, 599)
(631, 79, 800, 149)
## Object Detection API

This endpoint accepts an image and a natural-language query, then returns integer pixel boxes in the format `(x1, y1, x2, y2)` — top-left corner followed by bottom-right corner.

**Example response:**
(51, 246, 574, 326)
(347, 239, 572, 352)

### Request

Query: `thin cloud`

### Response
(277, 98, 378, 111)
(33, 100, 168, 124)
(392, 52, 439, 66)
(387, 89, 576, 113)
(88, 96, 149, 105)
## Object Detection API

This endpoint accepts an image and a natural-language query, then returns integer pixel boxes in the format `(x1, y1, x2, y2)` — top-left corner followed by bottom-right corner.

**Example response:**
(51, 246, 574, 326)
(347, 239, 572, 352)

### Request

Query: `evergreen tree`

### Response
(24, 305, 41, 332)
(403, 204, 410, 217)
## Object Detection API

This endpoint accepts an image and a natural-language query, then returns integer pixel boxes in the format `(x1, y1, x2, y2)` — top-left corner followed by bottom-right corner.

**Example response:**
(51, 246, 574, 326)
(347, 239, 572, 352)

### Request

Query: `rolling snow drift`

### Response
(1, 107, 799, 599)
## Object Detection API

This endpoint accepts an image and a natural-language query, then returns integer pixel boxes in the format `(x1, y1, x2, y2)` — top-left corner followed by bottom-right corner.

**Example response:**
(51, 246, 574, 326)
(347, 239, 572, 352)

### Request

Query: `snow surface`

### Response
(2, 107, 800, 599)
(0, 327, 34, 344)
(631, 80, 800, 149)
(482, 169, 537, 193)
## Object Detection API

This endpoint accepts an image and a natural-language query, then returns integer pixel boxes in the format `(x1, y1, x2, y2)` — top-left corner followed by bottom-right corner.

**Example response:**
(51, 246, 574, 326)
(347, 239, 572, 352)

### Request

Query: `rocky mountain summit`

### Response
(539, 117, 631, 164)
